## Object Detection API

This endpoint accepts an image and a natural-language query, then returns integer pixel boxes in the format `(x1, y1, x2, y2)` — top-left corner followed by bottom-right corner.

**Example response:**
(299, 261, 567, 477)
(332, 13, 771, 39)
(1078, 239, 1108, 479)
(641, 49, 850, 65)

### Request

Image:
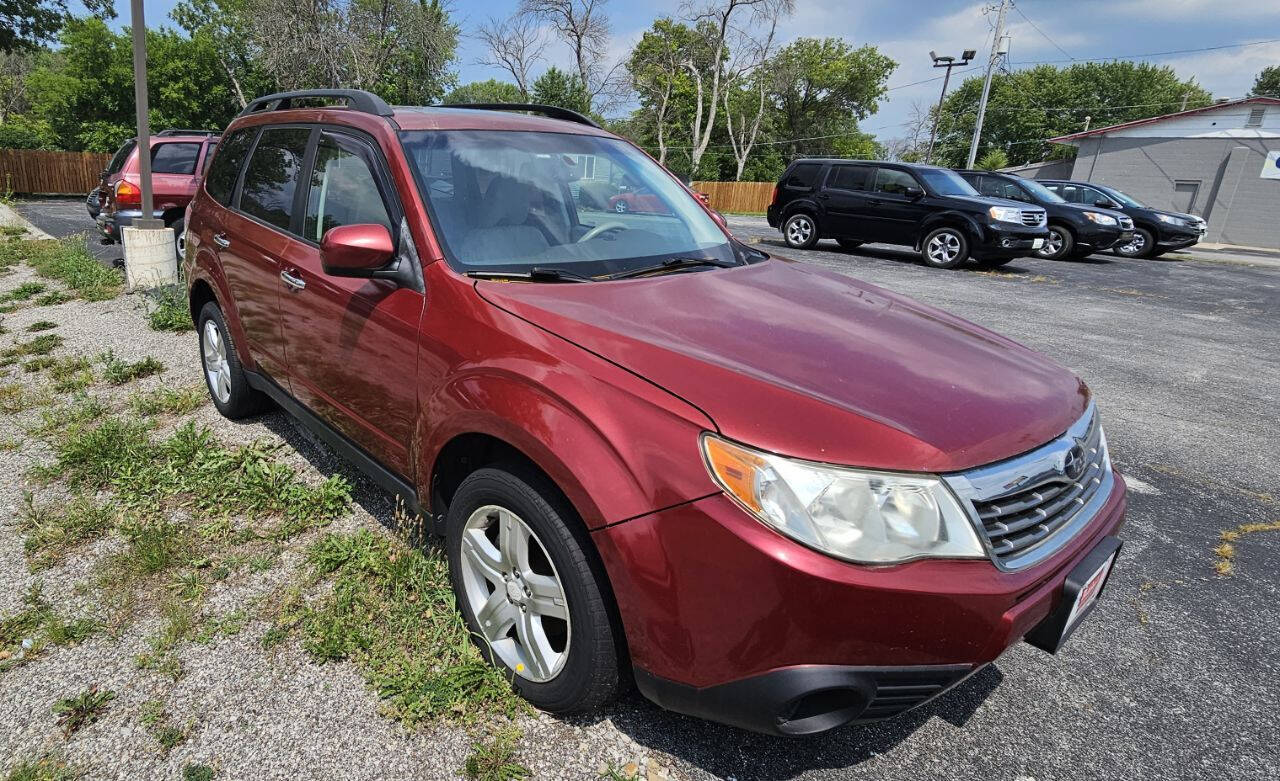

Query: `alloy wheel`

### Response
(459, 504, 571, 683)
(927, 231, 962, 264)
(1039, 229, 1064, 258)
(786, 215, 814, 246)
(1118, 232, 1145, 256)
(175, 230, 186, 262)
(202, 320, 232, 404)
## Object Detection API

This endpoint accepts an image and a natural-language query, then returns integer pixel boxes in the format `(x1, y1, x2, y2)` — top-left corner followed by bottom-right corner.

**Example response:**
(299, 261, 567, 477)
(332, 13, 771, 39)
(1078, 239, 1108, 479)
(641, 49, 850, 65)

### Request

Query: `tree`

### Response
(171, 0, 267, 109)
(720, 1, 786, 180)
(1251, 66, 1280, 98)
(531, 66, 592, 115)
(976, 148, 1009, 170)
(629, 19, 695, 166)
(1, 0, 112, 53)
(931, 61, 1213, 167)
(767, 37, 895, 161)
(444, 80, 524, 104)
(475, 15, 545, 99)
(520, 0, 619, 110)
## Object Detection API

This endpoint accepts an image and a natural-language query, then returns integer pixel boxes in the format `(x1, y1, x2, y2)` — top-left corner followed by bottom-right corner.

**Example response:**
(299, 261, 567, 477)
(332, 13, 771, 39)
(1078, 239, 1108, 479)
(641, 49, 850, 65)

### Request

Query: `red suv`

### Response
(185, 90, 1127, 736)
(91, 130, 219, 259)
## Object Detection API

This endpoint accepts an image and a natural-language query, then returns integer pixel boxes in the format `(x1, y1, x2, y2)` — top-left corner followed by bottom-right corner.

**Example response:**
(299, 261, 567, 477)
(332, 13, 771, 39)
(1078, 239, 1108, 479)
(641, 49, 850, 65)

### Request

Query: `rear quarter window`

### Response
(827, 165, 872, 191)
(205, 128, 256, 206)
(106, 139, 136, 175)
(784, 163, 823, 189)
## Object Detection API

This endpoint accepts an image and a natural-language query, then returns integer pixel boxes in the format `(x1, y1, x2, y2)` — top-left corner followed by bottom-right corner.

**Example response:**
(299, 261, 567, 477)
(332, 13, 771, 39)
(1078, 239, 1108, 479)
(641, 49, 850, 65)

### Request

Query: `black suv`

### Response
(956, 170, 1133, 261)
(766, 160, 1049, 269)
(1039, 180, 1206, 258)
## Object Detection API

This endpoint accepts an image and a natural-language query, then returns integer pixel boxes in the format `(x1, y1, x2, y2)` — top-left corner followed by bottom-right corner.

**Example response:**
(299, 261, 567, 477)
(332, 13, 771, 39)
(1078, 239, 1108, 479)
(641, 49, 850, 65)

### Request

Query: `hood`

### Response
(1061, 202, 1129, 221)
(475, 259, 1089, 473)
(944, 193, 1041, 212)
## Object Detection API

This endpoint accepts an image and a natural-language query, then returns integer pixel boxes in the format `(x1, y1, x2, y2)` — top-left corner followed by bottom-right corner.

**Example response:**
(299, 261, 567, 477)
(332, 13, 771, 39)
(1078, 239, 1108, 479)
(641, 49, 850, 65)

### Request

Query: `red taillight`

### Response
(115, 179, 141, 209)
(770, 185, 779, 206)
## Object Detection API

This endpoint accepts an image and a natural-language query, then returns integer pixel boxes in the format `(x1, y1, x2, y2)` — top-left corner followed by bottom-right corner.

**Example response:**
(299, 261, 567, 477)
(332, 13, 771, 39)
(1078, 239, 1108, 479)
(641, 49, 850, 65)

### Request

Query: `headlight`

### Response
(988, 206, 1023, 224)
(1156, 213, 1185, 226)
(1083, 211, 1119, 226)
(701, 434, 986, 564)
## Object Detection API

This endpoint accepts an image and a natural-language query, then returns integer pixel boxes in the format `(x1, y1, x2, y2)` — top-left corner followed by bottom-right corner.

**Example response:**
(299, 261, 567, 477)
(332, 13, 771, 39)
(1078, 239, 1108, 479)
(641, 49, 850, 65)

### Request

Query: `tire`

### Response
(170, 217, 186, 263)
(920, 226, 970, 269)
(783, 213, 819, 249)
(836, 238, 863, 251)
(1114, 227, 1154, 258)
(196, 301, 269, 419)
(613, 201, 629, 213)
(446, 464, 622, 713)
(1037, 225, 1074, 260)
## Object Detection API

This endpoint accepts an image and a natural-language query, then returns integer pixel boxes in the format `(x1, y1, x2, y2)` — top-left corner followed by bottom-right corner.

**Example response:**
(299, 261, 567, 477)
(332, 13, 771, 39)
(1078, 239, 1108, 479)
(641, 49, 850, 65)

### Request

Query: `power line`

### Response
(1018, 37, 1280, 66)
(1010, 1, 1076, 62)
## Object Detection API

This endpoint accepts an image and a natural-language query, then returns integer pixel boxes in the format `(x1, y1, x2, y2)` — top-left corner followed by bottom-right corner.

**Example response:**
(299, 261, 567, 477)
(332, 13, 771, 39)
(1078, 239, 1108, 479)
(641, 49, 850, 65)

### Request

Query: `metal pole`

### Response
(129, 0, 161, 229)
(966, 0, 1008, 168)
(925, 64, 954, 164)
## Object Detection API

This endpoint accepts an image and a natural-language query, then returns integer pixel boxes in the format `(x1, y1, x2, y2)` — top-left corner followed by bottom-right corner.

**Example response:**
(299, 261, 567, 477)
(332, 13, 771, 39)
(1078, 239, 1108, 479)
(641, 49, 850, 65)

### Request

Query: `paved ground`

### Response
(13, 198, 123, 266)
(4, 202, 1279, 780)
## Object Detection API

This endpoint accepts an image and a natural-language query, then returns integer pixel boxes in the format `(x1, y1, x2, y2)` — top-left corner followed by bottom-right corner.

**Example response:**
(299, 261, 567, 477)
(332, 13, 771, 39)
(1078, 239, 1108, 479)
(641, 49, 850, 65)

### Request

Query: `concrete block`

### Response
(122, 225, 178, 289)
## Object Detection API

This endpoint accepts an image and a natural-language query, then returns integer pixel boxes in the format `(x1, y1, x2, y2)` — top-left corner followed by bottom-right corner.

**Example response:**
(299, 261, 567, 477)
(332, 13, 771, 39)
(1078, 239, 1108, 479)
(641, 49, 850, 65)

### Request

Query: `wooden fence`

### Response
(692, 181, 774, 214)
(0, 149, 112, 195)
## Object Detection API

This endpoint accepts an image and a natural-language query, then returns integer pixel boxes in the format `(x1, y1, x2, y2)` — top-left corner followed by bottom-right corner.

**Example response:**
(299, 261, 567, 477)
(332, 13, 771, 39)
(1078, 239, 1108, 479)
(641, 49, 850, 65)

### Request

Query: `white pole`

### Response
(966, 0, 1008, 168)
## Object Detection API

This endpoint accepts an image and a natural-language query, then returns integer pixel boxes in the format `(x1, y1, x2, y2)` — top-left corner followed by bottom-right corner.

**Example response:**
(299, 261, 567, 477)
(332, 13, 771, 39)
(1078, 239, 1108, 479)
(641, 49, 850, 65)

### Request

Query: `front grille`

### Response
(944, 404, 1113, 569)
(1120, 217, 1134, 230)
(1021, 210, 1046, 227)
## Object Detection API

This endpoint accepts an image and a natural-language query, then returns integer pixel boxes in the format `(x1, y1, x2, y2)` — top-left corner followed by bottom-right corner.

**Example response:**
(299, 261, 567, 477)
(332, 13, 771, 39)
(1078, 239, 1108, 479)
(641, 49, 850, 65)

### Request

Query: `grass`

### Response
(130, 385, 206, 416)
(0, 382, 49, 413)
(1214, 520, 1280, 576)
(1, 333, 63, 359)
(52, 685, 115, 736)
(27, 320, 57, 332)
(279, 528, 519, 725)
(35, 291, 72, 307)
(181, 765, 214, 781)
(146, 285, 194, 332)
(19, 492, 117, 570)
(0, 281, 46, 303)
(140, 700, 190, 752)
(100, 350, 164, 385)
(0, 584, 98, 672)
(463, 727, 529, 781)
(47, 356, 94, 392)
(3, 755, 81, 781)
(0, 236, 123, 302)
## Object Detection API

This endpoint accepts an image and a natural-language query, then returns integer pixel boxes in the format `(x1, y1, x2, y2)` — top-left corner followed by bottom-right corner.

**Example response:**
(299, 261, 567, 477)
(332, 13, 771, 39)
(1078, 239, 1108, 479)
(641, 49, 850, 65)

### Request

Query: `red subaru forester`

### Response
(184, 89, 1126, 736)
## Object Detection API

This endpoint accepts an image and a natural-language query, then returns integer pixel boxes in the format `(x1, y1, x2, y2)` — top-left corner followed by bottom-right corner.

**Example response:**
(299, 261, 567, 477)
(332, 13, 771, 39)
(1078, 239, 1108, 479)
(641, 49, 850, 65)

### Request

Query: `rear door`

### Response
(865, 167, 928, 245)
(277, 128, 423, 476)
(149, 141, 204, 211)
(820, 164, 875, 238)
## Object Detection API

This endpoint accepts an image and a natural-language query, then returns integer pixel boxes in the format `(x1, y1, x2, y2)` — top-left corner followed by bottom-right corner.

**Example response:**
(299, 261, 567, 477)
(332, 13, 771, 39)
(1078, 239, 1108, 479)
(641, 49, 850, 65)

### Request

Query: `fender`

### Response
(916, 210, 985, 250)
(782, 197, 825, 224)
(185, 231, 256, 372)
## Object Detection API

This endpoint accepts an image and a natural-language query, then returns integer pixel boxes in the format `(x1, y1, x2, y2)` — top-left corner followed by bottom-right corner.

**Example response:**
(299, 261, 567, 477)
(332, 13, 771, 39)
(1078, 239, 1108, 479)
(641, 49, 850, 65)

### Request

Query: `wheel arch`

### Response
(916, 212, 981, 250)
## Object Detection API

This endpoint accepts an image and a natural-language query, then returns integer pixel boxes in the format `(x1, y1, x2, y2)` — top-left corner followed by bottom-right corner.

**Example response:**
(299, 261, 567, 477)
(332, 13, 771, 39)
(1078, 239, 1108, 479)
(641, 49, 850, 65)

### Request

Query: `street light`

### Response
(925, 48, 976, 165)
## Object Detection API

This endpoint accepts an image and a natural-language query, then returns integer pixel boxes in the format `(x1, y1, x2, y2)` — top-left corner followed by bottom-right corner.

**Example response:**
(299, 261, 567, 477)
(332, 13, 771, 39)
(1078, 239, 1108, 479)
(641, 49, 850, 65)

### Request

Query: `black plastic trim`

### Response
(242, 369, 423, 519)
(634, 663, 974, 736)
(428, 102, 600, 128)
(1025, 535, 1122, 653)
(238, 89, 395, 118)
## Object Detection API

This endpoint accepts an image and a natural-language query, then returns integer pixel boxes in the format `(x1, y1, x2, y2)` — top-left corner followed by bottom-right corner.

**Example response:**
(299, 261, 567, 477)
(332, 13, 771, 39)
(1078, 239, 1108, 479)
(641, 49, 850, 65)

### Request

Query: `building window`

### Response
(1246, 106, 1266, 128)
(1173, 180, 1201, 215)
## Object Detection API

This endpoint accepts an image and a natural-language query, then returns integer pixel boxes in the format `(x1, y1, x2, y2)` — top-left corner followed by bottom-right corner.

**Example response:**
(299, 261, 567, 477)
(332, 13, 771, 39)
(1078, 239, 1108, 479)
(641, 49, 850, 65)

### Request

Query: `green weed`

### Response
(0, 584, 98, 671)
(52, 685, 115, 736)
(181, 765, 214, 781)
(2, 333, 62, 358)
(26, 320, 57, 332)
(4, 237, 123, 301)
(19, 492, 117, 569)
(0, 382, 48, 412)
(130, 385, 206, 416)
(35, 291, 72, 306)
(146, 285, 193, 332)
(3, 754, 81, 781)
(47, 356, 94, 392)
(0, 281, 46, 303)
(100, 350, 164, 384)
(463, 727, 529, 781)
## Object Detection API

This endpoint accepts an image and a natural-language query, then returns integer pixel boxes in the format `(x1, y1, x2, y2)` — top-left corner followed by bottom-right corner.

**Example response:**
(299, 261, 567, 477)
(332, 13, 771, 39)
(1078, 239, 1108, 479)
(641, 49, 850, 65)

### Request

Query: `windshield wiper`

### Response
(467, 266, 594, 283)
(606, 256, 738, 280)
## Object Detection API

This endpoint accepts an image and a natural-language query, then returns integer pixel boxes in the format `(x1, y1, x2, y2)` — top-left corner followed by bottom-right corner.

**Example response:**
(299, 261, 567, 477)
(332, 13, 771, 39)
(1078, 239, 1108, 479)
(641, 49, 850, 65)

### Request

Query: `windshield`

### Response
(1097, 185, 1145, 208)
(400, 130, 733, 277)
(1020, 177, 1066, 204)
(917, 168, 979, 197)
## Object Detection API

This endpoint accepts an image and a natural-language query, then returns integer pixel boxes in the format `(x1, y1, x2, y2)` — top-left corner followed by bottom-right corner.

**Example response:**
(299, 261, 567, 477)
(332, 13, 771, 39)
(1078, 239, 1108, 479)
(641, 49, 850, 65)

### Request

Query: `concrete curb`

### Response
(0, 202, 55, 240)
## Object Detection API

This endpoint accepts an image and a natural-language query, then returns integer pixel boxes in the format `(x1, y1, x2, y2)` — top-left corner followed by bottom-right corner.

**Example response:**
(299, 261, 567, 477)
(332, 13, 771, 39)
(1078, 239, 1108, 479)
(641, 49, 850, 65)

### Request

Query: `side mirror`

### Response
(320, 224, 395, 277)
(904, 186, 925, 199)
(1096, 200, 1119, 209)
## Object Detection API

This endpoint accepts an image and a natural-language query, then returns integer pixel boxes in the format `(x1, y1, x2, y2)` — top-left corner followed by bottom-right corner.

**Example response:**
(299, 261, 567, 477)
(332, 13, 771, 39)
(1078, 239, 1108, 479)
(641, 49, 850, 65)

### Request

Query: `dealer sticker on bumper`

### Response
(1063, 551, 1116, 635)
(1032, 238, 1044, 249)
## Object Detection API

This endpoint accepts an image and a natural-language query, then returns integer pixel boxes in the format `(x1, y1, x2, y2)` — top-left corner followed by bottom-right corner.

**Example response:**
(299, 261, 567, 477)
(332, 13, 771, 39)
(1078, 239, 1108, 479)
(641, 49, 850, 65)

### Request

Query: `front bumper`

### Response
(974, 223, 1051, 258)
(595, 473, 1127, 734)
(1079, 226, 1132, 251)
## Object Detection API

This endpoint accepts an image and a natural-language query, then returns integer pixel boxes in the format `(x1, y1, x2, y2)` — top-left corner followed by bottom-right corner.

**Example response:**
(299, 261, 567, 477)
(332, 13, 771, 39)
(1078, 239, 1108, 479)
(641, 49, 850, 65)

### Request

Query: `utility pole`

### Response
(925, 48, 976, 164)
(123, 0, 177, 288)
(966, 0, 1009, 168)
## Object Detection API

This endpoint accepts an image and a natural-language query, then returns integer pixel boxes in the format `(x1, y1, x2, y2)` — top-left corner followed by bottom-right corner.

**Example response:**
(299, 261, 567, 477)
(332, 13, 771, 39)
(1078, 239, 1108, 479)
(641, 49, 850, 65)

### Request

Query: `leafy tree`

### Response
(629, 18, 697, 167)
(931, 61, 1212, 167)
(444, 80, 524, 104)
(1, 0, 112, 52)
(171, 0, 269, 108)
(1251, 66, 1280, 98)
(0, 114, 59, 148)
(976, 148, 1009, 170)
(531, 66, 592, 115)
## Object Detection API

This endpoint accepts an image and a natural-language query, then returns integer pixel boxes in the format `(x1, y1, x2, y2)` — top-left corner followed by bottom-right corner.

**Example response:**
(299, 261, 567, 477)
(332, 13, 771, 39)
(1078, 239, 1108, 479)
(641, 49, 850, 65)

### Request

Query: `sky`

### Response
(94, 0, 1280, 144)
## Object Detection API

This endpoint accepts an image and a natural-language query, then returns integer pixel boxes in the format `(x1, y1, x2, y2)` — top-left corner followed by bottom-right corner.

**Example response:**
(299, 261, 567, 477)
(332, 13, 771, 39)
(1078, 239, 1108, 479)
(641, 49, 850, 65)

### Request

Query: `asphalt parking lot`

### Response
(8, 201, 1280, 780)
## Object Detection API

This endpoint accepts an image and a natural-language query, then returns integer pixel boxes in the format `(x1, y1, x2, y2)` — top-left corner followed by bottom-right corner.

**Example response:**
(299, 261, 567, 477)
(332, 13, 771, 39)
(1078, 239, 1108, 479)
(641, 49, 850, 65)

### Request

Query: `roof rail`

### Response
(237, 89, 395, 119)
(156, 129, 219, 137)
(430, 103, 600, 129)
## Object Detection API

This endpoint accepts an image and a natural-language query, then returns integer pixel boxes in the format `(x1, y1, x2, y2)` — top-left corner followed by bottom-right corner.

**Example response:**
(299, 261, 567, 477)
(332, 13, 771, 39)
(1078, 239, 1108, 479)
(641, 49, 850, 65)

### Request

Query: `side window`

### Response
(992, 179, 1031, 202)
(205, 129, 255, 206)
(240, 127, 311, 232)
(199, 142, 218, 177)
(827, 165, 872, 192)
(1082, 188, 1111, 206)
(107, 139, 136, 175)
(304, 132, 394, 242)
(784, 163, 822, 190)
(151, 143, 202, 175)
(873, 168, 918, 196)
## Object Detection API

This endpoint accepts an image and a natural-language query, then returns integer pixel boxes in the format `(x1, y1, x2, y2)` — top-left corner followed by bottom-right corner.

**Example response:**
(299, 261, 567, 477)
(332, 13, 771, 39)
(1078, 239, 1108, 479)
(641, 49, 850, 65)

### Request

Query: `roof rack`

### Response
(156, 129, 219, 137)
(237, 89, 395, 119)
(429, 103, 600, 129)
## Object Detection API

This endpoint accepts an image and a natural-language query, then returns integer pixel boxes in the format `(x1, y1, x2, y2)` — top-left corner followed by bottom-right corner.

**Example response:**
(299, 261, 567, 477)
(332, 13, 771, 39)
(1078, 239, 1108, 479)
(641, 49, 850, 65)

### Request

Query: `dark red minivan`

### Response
(185, 90, 1126, 735)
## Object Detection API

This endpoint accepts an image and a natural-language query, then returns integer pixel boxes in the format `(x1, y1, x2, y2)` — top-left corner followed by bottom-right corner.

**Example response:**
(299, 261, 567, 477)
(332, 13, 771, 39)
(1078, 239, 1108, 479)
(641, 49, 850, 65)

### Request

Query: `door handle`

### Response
(867, 199, 882, 206)
(280, 269, 306, 291)
(212, 232, 231, 248)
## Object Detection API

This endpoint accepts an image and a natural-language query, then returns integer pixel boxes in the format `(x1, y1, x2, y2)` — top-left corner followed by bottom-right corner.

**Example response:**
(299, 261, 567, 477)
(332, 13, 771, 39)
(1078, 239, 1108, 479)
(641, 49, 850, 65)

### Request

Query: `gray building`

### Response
(1035, 97, 1280, 249)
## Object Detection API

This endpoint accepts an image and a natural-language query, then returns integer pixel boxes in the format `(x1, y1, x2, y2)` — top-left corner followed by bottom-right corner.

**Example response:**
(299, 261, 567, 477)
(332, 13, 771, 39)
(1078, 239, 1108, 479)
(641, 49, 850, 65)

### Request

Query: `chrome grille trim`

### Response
(1020, 210, 1047, 227)
(1119, 217, 1134, 230)
(943, 403, 1113, 571)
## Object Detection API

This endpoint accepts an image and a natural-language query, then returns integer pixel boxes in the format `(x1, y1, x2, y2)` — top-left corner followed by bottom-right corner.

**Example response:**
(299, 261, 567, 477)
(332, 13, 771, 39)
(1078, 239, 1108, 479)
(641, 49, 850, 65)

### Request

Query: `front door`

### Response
(278, 129, 424, 477)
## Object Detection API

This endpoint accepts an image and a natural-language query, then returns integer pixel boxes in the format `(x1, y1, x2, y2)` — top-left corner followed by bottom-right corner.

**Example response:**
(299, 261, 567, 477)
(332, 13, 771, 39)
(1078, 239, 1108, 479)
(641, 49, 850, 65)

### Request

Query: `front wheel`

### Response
(920, 227, 970, 269)
(447, 464, 622, 713)
(1114, 227, 1154, 258)
(613, 201, 629, 213)
(1037, 225, 1073, 260)
(783, 213, 819, 249)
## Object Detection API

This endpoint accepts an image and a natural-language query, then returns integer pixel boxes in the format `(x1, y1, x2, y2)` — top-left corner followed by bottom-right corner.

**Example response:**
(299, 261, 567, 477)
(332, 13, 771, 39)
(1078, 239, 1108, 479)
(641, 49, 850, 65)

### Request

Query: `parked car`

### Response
(608, 186, 672, 214)
(766, 159, 1050, 269)
(955, 170, 1134, 260)
(1038, 179, 1206, 258)
(185, 89, 1127, 736)
(92, 130, 219, 260)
